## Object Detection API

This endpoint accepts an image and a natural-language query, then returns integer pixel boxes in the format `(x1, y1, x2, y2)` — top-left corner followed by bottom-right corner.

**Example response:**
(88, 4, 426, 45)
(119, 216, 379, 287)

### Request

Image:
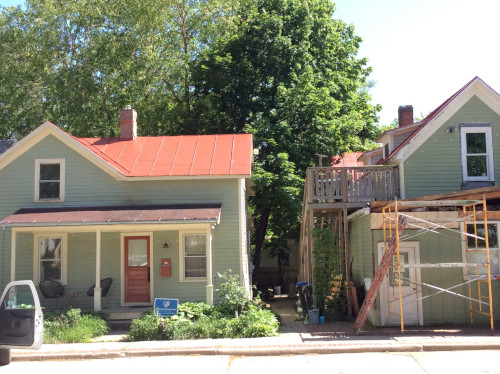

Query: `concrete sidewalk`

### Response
(12, 297, 500, 362)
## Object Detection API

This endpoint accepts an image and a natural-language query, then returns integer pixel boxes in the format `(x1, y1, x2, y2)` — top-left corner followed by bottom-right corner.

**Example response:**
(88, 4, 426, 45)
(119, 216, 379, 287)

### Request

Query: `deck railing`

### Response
(307, 166, 400, 203)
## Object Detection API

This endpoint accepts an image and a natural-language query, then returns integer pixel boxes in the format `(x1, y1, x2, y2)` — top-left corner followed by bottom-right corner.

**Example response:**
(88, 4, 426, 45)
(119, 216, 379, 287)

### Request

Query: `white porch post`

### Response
(94, 230, 102, 311)
(10, 229, 16, 282)
(206, 226, 214, 305)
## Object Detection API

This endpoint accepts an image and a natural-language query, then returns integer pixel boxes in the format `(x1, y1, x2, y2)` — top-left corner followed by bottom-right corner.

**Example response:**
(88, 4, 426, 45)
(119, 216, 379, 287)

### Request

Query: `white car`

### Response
(0, 280, 43, 365)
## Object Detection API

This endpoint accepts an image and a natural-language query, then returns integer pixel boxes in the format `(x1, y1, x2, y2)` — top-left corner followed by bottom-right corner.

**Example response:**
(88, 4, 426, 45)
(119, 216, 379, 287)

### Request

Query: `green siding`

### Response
(349, 215, 373, 285)
(371, 228, 500, 325)
(0, 134, 244, 306)
(404, 95, 500, 198)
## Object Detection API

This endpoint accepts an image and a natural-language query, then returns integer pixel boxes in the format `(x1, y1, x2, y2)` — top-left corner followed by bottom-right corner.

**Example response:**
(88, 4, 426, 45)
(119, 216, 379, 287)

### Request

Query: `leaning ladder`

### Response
(353, 214, 407, 335)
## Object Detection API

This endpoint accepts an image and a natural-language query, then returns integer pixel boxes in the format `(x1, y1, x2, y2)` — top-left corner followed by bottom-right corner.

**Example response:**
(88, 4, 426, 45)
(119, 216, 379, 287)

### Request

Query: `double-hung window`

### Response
(462, 222, 500, 277)
(180, 233, 207, 281)
(35, 159, 65, 202)
(34, 233, 67, 284)
(460, 125, 494, 182)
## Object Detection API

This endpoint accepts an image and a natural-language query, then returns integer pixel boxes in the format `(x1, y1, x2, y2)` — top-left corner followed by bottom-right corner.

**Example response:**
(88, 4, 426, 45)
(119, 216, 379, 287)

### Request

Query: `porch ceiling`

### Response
(0, 204, 222, 227)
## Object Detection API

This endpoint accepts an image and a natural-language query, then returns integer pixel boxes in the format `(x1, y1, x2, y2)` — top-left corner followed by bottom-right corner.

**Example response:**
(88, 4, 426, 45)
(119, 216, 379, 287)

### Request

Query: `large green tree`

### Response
(191, 0, 381, 284)
(0, 0, 239, 138)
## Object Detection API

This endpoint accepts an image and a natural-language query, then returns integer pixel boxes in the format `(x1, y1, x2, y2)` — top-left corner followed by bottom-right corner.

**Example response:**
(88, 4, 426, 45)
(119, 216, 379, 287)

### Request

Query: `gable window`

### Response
(383, 143, 390, 159)
(34, 233, 67, 284)
(460, 126, 494, 181)
(462, 222, 500, 277)
(35, 159, 65, 202)
(180, 232, 207, 281)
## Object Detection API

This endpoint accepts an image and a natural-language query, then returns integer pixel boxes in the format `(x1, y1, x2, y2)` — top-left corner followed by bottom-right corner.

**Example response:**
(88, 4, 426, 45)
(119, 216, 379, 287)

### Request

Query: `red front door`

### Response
(124, 236, 150, 303)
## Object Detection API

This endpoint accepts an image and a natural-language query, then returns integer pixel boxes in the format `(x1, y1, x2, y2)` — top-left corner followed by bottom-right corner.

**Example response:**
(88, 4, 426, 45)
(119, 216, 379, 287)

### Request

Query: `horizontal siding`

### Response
(349, 215, 372, 285)
(0, 134, 243, 304)
(404, 95, 500, 198)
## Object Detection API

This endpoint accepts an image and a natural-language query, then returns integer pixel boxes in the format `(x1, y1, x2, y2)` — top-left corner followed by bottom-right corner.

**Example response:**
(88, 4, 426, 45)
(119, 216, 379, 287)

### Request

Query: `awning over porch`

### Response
(0, 204, 222, 227)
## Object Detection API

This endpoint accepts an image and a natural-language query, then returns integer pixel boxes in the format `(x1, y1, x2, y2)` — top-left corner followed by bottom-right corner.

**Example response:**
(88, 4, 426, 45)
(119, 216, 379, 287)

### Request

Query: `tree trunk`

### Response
(251, 204, 271, 286)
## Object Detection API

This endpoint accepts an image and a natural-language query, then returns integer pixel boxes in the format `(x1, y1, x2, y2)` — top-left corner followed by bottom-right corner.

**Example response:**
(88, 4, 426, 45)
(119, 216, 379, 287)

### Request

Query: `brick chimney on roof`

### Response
(398, 105, 413, 127)
(120, 105, 137, 139)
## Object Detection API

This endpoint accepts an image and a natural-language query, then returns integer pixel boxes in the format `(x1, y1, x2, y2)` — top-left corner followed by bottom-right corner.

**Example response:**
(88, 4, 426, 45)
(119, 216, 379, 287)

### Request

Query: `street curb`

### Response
(12, 342, 500, 362)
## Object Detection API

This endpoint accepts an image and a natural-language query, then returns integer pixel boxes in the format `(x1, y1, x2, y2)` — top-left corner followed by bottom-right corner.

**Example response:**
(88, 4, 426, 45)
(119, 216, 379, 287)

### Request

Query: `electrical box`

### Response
(161, 258, 171, 278)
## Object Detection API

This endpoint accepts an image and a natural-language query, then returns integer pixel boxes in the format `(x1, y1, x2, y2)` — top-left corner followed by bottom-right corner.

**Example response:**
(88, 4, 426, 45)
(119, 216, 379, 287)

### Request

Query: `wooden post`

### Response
(344, 207, 352, 318)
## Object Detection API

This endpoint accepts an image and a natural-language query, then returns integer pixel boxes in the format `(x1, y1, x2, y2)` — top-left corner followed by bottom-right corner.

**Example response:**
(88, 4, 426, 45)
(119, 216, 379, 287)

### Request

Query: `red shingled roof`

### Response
(74, 133, 252, 177)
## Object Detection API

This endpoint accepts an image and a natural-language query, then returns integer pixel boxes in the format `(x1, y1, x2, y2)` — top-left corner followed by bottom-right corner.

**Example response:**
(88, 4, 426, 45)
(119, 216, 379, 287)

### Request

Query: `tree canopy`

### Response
(191, 0, 381, 283)
(0, 0, 381, 285)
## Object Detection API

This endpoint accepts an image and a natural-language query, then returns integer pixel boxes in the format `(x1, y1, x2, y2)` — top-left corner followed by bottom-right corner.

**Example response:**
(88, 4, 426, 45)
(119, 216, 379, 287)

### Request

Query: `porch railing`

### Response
(307, 166, 400, 203)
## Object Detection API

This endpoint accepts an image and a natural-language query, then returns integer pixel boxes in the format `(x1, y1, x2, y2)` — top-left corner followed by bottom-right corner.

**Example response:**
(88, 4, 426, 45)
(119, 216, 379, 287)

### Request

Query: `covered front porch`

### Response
(2, 204, 221, 312)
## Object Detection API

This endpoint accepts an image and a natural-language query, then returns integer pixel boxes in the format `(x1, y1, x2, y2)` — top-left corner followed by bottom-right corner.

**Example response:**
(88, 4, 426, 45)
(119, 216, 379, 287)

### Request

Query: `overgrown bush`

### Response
(128, 272, 279, 341)
(44, 308, 109, 343)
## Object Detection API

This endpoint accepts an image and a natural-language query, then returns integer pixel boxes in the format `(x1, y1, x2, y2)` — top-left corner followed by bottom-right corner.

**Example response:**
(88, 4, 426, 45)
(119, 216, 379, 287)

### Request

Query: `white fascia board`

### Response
(393, 79, 500, 163)
(0, 122, 252, 182)
(0, 122, 126, 181)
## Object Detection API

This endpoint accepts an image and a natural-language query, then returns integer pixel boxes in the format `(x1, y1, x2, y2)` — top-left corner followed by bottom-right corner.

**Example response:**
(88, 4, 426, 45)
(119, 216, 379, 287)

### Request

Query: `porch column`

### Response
(94, 230, 102, 311)
(206, 226, 214, 305)
(10, 229, 16, 282)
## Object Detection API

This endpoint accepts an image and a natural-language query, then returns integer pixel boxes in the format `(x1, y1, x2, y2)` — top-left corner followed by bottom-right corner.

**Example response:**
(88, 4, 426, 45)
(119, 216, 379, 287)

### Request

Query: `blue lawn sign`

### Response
(154, 298, 179, 317)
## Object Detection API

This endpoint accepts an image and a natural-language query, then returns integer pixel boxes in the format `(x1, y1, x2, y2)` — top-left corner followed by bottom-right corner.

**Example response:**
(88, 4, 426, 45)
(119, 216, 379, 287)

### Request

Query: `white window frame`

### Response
(179, 231, 208, 282)
(461, 221, 500, 278)
(33, 233, 68, 285)
(34, 159, 65, 202)
(460, 126, 494, 182)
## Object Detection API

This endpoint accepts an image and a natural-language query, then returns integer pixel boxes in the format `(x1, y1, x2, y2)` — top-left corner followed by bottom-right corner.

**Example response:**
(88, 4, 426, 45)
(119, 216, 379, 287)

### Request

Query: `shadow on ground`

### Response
(268, 296, 495, 341)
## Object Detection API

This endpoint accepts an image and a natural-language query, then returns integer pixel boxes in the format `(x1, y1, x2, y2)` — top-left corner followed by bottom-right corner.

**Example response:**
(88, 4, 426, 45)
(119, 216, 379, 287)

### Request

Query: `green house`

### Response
(0, 107, 253, 312)
(300, 77, 500, 328)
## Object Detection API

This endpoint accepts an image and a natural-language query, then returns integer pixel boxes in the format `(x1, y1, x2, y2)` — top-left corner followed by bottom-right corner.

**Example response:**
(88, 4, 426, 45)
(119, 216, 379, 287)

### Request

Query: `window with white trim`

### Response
(460, 126, 494, 181)
(180, 233, 207, 280)
(35, 159, 65, 201)
(34, 234, 67, 284)
(462, 222, 500, 276)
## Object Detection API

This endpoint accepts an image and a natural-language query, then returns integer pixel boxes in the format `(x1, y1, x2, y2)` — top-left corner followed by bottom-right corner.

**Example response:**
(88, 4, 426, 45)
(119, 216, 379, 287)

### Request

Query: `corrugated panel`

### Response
(131, 137, 163, 176)
(149, 136, 181, 176)
(231, 135, 253, 175)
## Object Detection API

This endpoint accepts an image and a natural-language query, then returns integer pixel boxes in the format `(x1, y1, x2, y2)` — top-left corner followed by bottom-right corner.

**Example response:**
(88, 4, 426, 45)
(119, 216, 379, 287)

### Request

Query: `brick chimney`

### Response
(120, 105, 137, 139)
(398, 105, 413, 127)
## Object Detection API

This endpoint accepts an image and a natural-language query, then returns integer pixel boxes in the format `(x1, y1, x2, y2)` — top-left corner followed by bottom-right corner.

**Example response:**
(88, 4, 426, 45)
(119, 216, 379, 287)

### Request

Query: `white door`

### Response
(378, 241, 423, 326)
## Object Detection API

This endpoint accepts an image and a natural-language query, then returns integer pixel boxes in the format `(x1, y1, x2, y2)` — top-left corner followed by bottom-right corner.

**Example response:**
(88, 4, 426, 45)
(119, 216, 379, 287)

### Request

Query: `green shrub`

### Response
(128, 273, 279, 341)
(44, 308, 109, 343)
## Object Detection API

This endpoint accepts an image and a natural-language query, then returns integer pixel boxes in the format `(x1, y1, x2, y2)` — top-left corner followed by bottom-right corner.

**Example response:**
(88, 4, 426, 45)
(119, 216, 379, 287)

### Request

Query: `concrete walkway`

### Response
(11, 297, 500, 362)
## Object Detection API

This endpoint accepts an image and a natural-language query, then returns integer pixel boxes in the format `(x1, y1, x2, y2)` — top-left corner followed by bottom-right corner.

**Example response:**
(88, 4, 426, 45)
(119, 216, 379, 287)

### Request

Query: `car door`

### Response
(0, 280, 43, 349)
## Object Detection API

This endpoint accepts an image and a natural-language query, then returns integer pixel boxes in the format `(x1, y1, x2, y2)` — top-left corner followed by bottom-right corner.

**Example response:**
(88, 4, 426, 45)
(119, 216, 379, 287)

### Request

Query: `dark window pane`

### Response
(467, 155, 487, 177)
(467, 224, 498, 248)
(39, 182, 60, 199)
(185, 235, 206, 255)
(40, 261, 61, 281)
(466, 133, 487, 154)
(185, 257, 206, 278)
(5, 284, 35, 309)
(40, 164, 60, 180)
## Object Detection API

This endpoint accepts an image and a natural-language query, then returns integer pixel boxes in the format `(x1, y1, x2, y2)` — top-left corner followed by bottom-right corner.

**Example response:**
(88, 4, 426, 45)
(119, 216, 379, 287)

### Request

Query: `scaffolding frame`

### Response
(381, 198, 494, 334)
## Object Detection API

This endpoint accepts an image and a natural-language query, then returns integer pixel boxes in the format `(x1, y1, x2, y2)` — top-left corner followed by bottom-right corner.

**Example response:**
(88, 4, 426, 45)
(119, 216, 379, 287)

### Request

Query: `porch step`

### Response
(103, 306, 153, 331)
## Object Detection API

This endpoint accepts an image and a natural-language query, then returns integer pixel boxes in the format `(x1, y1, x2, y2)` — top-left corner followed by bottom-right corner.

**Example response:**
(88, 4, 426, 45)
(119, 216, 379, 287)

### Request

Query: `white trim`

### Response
(178, 230, 210, 282)
(0, 122, 251, 181)
(377, 241, 423, 326)
(238, 179, 243, 282)
(460, 125, 494, 181)
(33, 232, 68, 285)
(94, 230, 102, 311)
(206, 229, 214, 305)
(398, 160, 406, 199)
(120, 232, 154, 306)
(34, 158, 65, 202)
(10, 229, 16, 282)
(393, 78, 500, 163)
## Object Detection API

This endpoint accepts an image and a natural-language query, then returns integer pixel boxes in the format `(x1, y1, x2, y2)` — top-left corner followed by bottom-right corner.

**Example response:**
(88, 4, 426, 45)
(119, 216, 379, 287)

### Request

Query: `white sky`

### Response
(334, 0, 500, 126)
(3, 0, 500, 127)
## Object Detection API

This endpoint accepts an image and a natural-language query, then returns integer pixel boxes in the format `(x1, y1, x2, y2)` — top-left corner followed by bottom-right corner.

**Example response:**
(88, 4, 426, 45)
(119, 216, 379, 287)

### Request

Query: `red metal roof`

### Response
(74, 134, 252, 177)
(0, 204, 222, 226)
